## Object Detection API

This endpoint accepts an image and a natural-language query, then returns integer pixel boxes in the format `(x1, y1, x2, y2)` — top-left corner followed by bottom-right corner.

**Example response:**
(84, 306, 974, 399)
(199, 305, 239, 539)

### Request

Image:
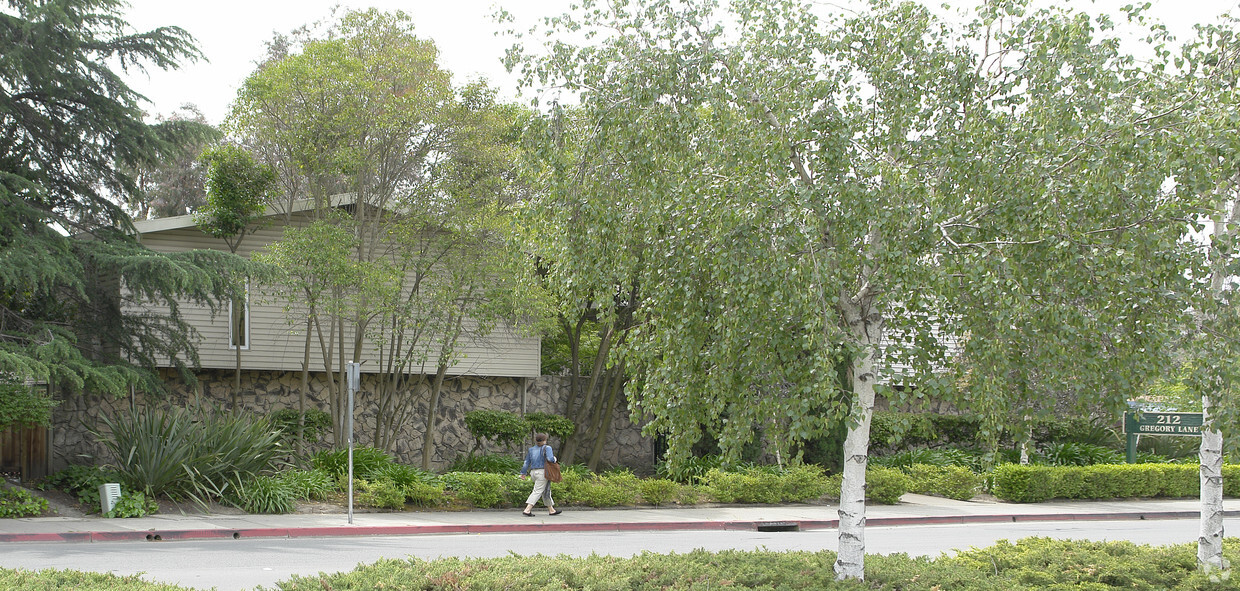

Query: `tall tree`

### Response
(0, 0, 255, 422)
(513, 0, 1193, 580)
(1165, 14, 1240, 572)
(196, 144, 277, 410)
(231, 10, 527, 464)
(127, 104, 222, 220)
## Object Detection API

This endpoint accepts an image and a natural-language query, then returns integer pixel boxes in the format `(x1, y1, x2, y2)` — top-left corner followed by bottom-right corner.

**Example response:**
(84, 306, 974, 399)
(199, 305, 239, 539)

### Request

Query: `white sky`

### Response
(118, 0, 1237, 126)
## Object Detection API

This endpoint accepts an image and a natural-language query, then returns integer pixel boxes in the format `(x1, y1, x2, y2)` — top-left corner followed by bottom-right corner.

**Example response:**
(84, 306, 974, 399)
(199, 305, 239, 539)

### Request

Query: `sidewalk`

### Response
(3, 495, 1236, 543)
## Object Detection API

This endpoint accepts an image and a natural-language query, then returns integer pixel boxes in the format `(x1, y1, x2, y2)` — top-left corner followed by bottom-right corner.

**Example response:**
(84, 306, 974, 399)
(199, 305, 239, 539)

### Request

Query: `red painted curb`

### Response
(0, 511, 1223, 544)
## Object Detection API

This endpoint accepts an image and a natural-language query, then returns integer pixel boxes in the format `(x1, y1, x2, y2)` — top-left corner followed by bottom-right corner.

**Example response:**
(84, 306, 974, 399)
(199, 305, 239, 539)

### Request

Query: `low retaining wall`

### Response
(50, 371, 653, 474)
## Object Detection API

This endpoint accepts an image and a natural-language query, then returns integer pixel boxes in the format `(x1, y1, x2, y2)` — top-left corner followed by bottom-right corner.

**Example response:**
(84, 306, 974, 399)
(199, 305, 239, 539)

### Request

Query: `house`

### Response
(49, 195, 616, 472)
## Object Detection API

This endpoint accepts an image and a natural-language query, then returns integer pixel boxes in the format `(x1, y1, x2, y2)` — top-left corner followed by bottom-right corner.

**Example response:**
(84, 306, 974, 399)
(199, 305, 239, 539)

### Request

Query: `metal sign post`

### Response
(346, 361, 361, 524)
(1123, 411, 1204, 463)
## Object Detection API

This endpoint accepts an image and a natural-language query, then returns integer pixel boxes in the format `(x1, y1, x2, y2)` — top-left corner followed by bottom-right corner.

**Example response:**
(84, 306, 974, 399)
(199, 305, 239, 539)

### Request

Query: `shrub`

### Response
(41, 464, 123, 508)
(227, 475, 296, 514)
(702, 468, 780, 504)
(278, 469, 336, 501)
(105, 490, 159, 518)
(1038, 442, 1123, 466)
(312, 447, 394, 480)
(268, 408, 332, 445)
(355, 479, 407, 510)
(403, 481, 446, 507)
(771, 464, 831, 502)
(570, 472, 641, 507)
(442, 472, 523, 508)
(865, 466, 911, 504)
(523, 412, 576, 441)
(906, 464, 982, 500)
(656, 455, 723, 484)
(0, 486, 47, 518)
(991, 464, 1057, 502)
(448, 454, 523, 474)
(373, 463, 437, 488)
(463, 410, 529, 456)
(99, 405, 284, 502)
(992, 463, 1209, 502)
(638, 478, 681, 506)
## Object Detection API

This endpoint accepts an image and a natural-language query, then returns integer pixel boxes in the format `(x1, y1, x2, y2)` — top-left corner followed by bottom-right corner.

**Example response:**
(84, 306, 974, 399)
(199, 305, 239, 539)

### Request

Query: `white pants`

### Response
(525, 469, 555, 507)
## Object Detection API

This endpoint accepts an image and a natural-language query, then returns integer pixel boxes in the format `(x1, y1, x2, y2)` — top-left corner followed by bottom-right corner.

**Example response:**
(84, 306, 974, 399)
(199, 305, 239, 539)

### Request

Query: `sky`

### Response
(118, 0, 1238, 127)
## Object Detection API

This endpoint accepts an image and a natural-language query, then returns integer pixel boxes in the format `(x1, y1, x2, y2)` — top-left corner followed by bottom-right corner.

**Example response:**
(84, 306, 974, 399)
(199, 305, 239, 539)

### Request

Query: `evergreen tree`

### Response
(0, 0, 259, 423)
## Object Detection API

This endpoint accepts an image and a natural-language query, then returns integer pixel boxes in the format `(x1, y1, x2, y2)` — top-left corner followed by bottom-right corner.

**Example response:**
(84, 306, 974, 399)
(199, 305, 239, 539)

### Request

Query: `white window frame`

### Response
(228, 284, 251, 351)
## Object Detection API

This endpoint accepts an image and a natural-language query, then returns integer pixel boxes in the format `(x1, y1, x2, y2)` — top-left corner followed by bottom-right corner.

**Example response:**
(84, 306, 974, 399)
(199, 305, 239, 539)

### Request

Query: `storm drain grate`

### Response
(755, 521, 800, 532)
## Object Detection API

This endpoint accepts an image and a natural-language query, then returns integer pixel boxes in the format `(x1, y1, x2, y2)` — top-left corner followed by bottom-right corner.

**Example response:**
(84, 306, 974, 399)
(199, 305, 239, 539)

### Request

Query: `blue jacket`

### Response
(520, 445, 556, 475)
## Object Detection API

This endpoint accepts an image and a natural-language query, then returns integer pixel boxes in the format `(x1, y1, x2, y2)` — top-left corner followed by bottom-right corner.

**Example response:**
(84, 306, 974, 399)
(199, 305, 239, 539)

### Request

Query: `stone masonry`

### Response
(50, 370, 654, 474)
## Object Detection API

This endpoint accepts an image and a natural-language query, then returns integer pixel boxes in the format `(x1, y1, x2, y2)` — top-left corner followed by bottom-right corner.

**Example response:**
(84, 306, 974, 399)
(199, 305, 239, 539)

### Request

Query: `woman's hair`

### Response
(534, 432, 548, 444)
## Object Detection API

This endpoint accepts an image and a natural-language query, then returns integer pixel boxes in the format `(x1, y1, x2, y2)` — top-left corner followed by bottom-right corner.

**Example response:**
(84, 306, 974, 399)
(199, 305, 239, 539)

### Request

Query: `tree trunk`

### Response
(588, 361, 625, 470)
(298, 315, 313, 467)
(1199, 392, 1225, 571)
(1199, 197, 1238, 569)
(421, 365, 449, 470)
(565, 324, 614, 465)
(834, 300, 882, 581)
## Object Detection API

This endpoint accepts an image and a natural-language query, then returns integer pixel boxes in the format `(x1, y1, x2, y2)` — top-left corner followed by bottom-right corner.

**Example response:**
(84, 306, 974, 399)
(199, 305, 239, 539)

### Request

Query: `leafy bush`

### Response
(906, 464, 982, 500)
(403, 481, 446, 507)
(105, 491, 159, 518)
(991, 464, 1057, 502)
(278, 469, 336, 501)
(312, 447, 394, 480)
(523, 412, 576, 440)
(0, 486, 48, 517)
(41, 464, 123, 508)
(864, 466, 911, 504)
(99, 405, 284, 502)
(637, 478, 681, 505)
(355, 479, 406, 510)
(991, 463, 1225, 502)
(229, 475, 295, 514)
(373, 463, 438, 488)
(1037, 442, 1123, 466)
(570, 472, 641, 507)
(270, 538, 1240, 591)
(442, 472, 524, 508)
(463, 410, 529, 456)
(656, 454, 723, 484)
(873, 448, 987, 472)
(268, 408, 332, 445)
(703, 468, 780, 504)
(448, 454, 522, 474)
(0, 382, 57, 430)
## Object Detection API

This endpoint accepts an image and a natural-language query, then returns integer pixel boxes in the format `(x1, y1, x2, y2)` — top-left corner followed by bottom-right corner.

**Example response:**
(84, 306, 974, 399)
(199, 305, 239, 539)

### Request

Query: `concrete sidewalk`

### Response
(3, 495, 1235, 543)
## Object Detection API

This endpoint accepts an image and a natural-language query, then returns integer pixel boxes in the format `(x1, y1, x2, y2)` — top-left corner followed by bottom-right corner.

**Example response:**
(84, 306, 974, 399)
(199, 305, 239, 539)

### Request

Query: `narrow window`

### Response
(228, 285, 250, 350)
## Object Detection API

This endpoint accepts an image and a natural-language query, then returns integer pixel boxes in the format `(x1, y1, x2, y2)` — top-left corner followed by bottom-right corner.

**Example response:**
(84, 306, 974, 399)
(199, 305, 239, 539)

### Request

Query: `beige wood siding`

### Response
(129, 216, 540, 378)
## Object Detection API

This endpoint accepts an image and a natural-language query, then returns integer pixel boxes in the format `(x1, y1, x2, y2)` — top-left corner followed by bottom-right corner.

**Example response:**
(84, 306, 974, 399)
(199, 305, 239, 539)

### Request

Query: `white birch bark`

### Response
(834, 299, 882, 581)
(1199, 393, 1226, 571)
(1200, 196, 1240, 570)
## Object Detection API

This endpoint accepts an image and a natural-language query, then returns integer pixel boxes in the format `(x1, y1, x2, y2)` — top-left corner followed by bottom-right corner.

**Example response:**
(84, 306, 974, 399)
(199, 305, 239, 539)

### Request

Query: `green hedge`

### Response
(992, 463, 1240, 502)
(823, 466, 910, 505)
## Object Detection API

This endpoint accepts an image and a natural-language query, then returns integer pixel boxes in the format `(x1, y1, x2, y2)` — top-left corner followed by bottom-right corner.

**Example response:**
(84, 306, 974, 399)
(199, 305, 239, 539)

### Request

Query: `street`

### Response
(0, 517, 1227, 590)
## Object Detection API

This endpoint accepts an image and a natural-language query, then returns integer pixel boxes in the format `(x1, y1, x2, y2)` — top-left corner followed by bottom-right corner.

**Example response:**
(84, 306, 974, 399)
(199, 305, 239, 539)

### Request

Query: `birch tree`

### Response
(513, 0, 1192, 580)
(1167, 15, 1240, 573)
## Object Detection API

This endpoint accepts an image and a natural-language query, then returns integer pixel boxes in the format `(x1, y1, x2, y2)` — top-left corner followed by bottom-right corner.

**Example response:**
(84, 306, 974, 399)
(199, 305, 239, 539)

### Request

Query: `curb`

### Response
(1, 510, 1226, 544)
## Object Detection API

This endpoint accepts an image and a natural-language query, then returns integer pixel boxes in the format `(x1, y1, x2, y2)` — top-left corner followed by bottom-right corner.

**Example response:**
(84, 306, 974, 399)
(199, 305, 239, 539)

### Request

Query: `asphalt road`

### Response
(0, 518, 1229, 590)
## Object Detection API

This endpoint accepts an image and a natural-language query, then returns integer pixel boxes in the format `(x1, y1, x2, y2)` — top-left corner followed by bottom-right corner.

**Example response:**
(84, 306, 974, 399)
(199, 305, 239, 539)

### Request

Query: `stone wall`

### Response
(50, 370, 654, 474)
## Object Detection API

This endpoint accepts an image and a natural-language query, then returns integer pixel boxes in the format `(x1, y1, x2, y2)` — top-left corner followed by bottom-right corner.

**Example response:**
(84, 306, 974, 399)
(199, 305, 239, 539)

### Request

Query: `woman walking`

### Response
(518, 432, 562, 516)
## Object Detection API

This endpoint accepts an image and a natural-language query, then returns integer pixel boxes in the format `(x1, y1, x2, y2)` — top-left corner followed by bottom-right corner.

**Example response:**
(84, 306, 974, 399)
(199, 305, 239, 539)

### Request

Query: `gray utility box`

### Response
(99, 483, 122, 514)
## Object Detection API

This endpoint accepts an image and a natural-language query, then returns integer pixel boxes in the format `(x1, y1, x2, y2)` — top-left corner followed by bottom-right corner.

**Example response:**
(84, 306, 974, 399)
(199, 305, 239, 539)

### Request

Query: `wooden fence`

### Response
(0, 424, 50, 483)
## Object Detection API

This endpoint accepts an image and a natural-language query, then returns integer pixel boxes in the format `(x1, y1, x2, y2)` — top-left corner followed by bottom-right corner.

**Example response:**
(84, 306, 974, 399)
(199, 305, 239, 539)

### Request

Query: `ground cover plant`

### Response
(7, 538, 1237, 590)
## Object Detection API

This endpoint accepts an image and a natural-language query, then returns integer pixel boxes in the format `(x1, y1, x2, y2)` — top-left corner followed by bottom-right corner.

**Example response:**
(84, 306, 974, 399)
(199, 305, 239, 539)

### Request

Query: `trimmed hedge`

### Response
(992, 463, 1240, 502)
